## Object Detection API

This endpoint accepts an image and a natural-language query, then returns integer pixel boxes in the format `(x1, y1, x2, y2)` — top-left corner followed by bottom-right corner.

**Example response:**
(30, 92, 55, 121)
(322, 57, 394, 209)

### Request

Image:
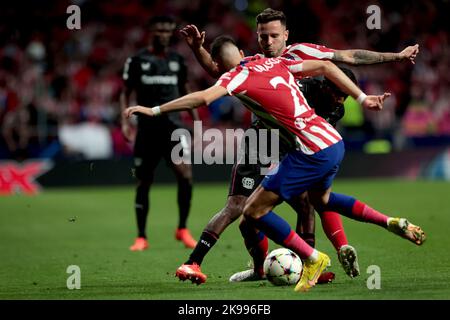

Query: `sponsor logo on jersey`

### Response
(140, 75, 178, 85)
(242, 177, 255, 190)
(168, 61, 180, 72)
(141, 62, 151, 71)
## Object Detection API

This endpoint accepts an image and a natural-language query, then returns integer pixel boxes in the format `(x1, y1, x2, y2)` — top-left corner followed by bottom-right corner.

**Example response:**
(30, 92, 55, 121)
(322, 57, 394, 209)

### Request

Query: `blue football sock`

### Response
(325, 192, 356, 217)
(252, 211, 292, 245)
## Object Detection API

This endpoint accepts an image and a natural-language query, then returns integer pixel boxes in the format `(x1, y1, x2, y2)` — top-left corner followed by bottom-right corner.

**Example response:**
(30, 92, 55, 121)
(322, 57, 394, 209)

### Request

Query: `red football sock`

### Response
(352, 200, 389, 227)
(283, 231, 314, 260)
(320, 211, 348, 250)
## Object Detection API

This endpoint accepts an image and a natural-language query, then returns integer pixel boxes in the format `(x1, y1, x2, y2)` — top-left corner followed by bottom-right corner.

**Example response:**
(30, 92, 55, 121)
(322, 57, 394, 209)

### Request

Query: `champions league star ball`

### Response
(263, 248, 303, 286)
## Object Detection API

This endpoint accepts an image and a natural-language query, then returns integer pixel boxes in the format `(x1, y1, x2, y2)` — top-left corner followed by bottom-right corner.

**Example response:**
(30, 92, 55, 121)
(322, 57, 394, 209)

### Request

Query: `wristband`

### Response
(151, 106, 161, 116)
(356, 93, 367, 104)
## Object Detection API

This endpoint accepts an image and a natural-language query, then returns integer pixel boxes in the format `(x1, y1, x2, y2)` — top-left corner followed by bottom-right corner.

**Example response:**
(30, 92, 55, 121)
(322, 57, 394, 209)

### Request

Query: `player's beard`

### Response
(263, 48, 277, 57)
(263, 46, 284, 58)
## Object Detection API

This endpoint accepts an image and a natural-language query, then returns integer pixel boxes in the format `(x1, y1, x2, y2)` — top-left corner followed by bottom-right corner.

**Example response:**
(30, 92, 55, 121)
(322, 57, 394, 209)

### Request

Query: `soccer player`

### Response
(177, 36, 355, 285)
(174, 8, 419, 284)
(123, 46, 425, 292)
(120, 16, 199, 251)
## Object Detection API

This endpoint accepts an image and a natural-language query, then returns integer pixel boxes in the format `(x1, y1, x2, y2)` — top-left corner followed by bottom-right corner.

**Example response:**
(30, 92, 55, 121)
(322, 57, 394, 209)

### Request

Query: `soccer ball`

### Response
(263, 248, 303, 286)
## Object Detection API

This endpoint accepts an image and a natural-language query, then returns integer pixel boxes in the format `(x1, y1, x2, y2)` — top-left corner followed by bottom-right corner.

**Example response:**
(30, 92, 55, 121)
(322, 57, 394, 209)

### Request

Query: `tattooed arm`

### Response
(332, 44, 419, 65)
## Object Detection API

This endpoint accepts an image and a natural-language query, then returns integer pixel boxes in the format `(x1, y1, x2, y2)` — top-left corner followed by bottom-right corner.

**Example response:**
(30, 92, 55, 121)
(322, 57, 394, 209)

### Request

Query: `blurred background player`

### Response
(120, 16, 199, 251)
(174, 8, 419, 284)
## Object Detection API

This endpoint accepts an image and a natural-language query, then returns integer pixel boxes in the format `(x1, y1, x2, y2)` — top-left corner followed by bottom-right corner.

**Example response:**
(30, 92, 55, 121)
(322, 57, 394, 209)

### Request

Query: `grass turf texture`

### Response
(1, 179, 449, 300)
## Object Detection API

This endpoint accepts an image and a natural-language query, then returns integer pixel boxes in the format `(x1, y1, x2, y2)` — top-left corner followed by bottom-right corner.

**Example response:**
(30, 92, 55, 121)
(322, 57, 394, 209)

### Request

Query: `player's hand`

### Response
(362, 93, 391, 111)
(399, 44, 419, 64)
(121, 121, 136, 143)
(179, 24, 205, 50)
(123, 106, 154, 118)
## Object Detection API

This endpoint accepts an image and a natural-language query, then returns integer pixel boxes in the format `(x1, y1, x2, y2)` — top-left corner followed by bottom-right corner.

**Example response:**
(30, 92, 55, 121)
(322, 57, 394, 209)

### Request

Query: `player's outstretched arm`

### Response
(332, 44, 419, 65)
(296, 60, 390, 110)
(180, 24, 221, 78)
(124, 86, 228, 118)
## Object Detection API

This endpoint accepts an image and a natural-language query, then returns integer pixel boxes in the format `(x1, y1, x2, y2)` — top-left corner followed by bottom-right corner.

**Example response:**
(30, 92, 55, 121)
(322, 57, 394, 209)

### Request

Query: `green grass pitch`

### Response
(1, 179, 450, 300)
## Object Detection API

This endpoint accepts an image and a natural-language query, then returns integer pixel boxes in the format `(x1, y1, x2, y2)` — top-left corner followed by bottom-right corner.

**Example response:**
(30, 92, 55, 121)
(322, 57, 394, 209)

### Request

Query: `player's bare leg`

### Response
(205, 195, 247, 235)
(171, 162, 196, 248)
(176, 195, 247, 284)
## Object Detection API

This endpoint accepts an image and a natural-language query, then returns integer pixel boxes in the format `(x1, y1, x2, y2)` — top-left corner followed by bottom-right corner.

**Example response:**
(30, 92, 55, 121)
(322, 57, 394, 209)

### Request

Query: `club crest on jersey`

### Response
(169, 61, 180, 72)
(141, 62, 151, 71)
(242, 177, 255, 190)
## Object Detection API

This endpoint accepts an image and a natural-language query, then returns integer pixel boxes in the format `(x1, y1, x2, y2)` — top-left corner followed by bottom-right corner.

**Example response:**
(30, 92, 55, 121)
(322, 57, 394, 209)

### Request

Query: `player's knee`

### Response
(243, 201, 260, 219)
(225, 196, 246, 220)
(308, 190, 330, 213)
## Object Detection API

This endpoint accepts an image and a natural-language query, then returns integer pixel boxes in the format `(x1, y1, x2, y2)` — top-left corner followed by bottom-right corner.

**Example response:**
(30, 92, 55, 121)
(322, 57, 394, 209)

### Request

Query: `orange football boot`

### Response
(175, 263, 207, 285)
(175, 228, 197, 248)
(129, 237, 149, 251)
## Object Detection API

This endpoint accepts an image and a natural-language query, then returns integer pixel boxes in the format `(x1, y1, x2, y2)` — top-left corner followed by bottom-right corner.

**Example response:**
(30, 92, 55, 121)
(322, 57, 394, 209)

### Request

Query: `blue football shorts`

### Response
(262, 140, 345, 201)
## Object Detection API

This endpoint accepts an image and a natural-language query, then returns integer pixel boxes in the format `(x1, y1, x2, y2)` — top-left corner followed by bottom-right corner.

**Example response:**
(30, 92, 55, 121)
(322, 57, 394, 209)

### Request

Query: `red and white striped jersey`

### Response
(243, 42, 335, 63)
(215, 55, 342, 155)
(283, 43, 335, 61)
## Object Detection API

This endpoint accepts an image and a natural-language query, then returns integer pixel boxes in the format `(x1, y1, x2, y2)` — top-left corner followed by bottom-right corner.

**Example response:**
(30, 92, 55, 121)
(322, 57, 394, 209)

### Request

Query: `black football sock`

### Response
(185, 231, 219, 265)
(177, 178, 192, 229)
(135, 184, 149, 238)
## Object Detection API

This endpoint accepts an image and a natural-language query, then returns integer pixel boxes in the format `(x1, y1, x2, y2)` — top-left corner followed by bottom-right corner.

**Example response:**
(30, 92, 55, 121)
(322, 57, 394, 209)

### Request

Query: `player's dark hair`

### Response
(210, 35, 238, 59)
(256, 8, 287, 26)
(148, 15, 175, 28)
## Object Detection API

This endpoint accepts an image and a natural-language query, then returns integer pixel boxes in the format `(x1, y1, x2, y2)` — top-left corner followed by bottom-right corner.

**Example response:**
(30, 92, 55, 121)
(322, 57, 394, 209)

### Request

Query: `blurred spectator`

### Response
(58, 121, 113, 159)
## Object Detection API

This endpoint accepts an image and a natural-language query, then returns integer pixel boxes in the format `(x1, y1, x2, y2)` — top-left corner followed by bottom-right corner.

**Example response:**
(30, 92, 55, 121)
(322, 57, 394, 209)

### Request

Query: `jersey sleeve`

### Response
(122, 56, 139, 89)
(214, 66, 249, 95)
(284, 43, 335, 61)
(281, 57, 304, 75)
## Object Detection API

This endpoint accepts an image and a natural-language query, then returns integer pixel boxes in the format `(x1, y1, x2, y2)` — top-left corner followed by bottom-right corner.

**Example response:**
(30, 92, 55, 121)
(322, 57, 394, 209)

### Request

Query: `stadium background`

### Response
(1, 0, 450, 301)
